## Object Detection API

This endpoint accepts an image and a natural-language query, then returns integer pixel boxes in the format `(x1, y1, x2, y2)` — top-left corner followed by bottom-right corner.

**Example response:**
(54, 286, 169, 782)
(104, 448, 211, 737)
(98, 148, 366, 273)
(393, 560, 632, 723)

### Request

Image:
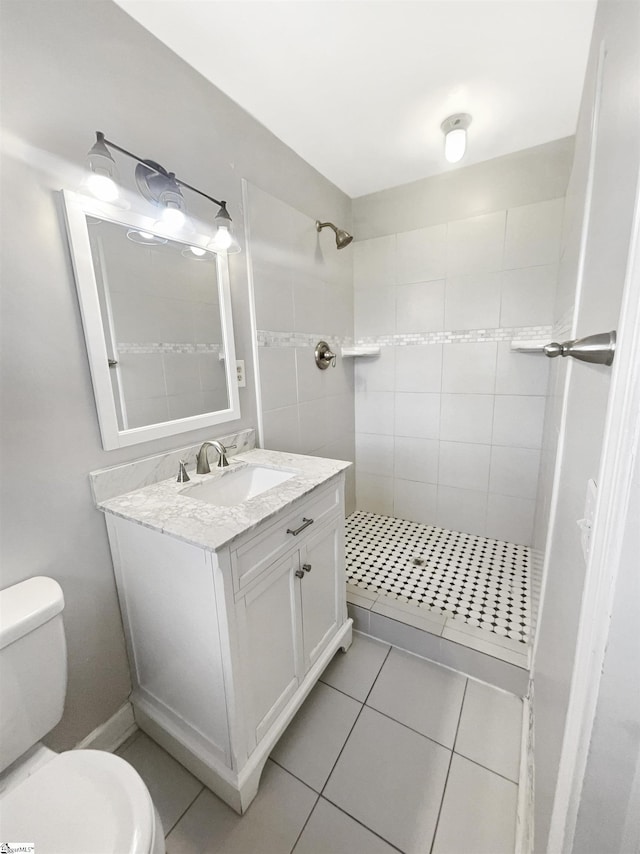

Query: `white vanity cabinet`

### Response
(105, 472, 352, 814)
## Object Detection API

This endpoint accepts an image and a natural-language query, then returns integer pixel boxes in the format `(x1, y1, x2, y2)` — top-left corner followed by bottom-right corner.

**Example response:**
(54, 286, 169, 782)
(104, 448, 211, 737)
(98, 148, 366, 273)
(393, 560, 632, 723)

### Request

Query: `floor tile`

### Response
(346, 510, 532, 645)
(270, 682, 361, 792)
(320, 632, 390, 702)
(166, 760, 316, 854)
(324, 706, 450, 853)
(367, 648, 466, 748)
(431, 754, 518, 854)
(117, 732, 203, 834)
(293, 797, 398, 854)
(455, 679, 523, 782)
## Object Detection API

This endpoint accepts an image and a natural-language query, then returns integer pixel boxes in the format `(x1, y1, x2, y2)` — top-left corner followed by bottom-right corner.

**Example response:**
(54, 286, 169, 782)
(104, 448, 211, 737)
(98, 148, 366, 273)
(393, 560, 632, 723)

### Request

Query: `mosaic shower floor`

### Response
(346, 511, 532, 646)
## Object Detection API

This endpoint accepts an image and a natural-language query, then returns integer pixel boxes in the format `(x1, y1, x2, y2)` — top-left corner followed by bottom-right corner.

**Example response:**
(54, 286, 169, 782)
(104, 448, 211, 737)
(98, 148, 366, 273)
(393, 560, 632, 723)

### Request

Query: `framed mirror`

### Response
(62, 190, 240, 450)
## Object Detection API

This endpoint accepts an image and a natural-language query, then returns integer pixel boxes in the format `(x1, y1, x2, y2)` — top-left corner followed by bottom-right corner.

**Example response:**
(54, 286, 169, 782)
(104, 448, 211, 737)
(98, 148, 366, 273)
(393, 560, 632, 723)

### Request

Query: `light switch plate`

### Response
(236, 360, 246, 387)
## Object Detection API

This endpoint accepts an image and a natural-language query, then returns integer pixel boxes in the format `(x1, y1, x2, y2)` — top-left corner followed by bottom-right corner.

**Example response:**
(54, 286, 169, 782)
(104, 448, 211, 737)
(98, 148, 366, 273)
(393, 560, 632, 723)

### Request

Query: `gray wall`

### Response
(0, 0, 350, 750)
(532, 0, 640, 848)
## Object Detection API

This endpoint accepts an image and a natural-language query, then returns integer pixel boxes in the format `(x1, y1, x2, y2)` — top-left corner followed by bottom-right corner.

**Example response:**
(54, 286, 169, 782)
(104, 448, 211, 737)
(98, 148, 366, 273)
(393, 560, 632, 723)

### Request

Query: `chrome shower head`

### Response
(316, 220, 353, 249)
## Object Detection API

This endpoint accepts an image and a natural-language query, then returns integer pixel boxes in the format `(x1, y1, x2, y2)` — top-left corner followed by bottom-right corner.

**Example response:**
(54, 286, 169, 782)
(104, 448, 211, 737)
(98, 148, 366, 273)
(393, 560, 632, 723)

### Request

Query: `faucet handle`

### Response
(177, 460, 190, 483)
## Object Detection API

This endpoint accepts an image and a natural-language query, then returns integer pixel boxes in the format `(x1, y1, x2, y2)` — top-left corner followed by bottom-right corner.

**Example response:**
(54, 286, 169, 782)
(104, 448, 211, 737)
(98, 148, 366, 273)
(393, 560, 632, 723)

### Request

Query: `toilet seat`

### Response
(0, 749, 159, 854)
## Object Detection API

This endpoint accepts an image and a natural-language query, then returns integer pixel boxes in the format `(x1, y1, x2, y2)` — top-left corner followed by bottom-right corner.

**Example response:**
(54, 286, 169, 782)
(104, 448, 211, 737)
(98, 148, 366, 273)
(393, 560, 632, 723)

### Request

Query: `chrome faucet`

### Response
(196, 440, 230, 474)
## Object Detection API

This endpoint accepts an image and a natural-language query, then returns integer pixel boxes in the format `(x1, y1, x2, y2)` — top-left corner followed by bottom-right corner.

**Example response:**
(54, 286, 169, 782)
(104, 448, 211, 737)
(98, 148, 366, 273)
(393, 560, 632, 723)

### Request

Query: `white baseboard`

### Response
(74, 702, 137, 753)
(516, 688, 534, 854)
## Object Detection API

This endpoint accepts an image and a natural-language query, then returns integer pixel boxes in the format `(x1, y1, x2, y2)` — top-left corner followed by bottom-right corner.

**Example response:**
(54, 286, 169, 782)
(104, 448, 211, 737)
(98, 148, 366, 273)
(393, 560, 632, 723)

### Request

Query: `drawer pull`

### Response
(295, 569, 305, 579)
(302, 563, 312, 573)
(287, 517, 314, 536)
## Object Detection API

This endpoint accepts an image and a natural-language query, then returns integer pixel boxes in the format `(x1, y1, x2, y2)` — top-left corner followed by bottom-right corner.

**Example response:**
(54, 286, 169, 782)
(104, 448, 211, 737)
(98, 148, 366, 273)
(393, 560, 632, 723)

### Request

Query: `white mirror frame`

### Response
(62, 189, 241, 450)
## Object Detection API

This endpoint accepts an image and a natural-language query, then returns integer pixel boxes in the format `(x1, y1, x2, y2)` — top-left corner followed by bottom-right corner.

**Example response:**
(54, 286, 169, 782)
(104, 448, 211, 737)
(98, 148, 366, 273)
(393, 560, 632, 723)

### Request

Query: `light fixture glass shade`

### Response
(440, 114, 472, 165)
(126, 229, 167, 245)
(207, 205, 241, 253)
(444, 128, 467, 163)
(159, 202, 187, 230)
(208, 224, 241, 254)
(86, 138, 119, 201)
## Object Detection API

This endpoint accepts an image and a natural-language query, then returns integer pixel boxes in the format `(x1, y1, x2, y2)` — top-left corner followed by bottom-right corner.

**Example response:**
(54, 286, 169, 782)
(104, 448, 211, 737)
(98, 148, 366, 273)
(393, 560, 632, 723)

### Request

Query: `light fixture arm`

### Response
(95, 131, 229, 215)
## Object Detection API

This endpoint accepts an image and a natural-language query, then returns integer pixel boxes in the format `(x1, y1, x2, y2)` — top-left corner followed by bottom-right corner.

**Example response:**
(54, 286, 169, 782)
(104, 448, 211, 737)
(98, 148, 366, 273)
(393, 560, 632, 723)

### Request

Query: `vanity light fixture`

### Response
(126, 229, 167, 246)
(84, 132, 241, 252)
(441, 113, 472, 164)
(86, 135, 119, 202)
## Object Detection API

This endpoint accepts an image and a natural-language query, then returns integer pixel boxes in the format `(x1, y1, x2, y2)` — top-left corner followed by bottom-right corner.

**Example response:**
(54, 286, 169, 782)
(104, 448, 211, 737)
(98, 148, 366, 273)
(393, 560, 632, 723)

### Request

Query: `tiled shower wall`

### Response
(246, 182, 356, 512)
(353, 198, 564, 545)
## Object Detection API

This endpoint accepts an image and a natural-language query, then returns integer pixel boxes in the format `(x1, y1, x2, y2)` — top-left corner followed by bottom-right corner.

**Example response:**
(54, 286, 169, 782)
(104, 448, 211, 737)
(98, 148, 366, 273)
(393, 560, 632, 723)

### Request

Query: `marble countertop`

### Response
(97, 448, 351, 552)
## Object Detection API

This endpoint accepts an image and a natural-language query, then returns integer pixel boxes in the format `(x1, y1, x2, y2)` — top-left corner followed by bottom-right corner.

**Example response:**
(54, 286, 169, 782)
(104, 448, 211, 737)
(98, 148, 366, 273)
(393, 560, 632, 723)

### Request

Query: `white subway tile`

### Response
(396, 224, 447, 284)
(446, 211, 506, 276)
(354, 234, 396, 289)
(354, 287, 396, 337)
(503, 198, 564, 270)
(394, 392, 441, 439)
(393, 479, 438, 525)
(489, 446, 542, 499)
(299, 398, 328, 453)
(486, 494, 535, 545)
(259, 348, 298, 410)
(356, 433, 395, 477)
(495, 343, 550, 395)
(500, 264, 557, 327)
(436, 486, 488, 537)
(396, 281, 445, 333)
(356, 472, 394, 516)
(492, 395, 546, 449)
(355, 391, 396, 435)
(442, 342, 497, 394)
(445, 272, 502, 330)
(440, 394, 494, 444)
(394, 436, 439, 483)
(355, 347, 396, 392)
(395, 345, 442, 393)
(438, 442, 491, 492)
(262, 405, 301, 453)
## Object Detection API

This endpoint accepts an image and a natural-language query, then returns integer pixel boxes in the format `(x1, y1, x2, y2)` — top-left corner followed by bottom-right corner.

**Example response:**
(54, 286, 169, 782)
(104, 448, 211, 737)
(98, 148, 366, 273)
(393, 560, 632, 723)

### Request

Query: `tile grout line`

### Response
(164, 784, 205, 838)
(289, 645, 395, 853)
(450, 751, 521, 787)
(428, 677, 469, 854)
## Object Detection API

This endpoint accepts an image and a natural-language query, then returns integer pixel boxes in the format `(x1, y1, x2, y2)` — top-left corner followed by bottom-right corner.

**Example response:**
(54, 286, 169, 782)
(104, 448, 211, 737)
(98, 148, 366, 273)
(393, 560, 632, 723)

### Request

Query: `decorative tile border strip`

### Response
(257, 326, 552, 348)
(355, 325, 553, 347)
(117, 342, 224, 356)
(257, 331, 354, 348)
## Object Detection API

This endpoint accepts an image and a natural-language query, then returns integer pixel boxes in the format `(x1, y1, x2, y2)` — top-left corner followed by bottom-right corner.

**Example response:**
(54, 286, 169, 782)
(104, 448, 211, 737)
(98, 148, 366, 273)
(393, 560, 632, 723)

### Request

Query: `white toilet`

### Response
(0, 576, 165, 854)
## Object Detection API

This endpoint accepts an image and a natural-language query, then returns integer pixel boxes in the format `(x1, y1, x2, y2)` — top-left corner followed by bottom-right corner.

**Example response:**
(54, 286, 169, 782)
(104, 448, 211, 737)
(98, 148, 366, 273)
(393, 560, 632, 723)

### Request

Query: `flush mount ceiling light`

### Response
(440, 113, 472, 164)
(84, 131, 241, 253)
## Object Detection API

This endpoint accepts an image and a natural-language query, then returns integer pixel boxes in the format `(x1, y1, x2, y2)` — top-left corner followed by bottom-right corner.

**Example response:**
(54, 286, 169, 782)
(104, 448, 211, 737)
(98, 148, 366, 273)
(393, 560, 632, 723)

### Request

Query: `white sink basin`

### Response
(183, 465, 295, 507)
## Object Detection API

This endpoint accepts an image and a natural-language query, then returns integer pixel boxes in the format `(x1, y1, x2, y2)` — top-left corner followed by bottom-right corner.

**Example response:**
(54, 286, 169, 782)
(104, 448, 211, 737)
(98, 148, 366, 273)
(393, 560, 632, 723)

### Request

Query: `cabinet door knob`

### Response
(295, 569, 305, 579)
(302, 563, 312, 573)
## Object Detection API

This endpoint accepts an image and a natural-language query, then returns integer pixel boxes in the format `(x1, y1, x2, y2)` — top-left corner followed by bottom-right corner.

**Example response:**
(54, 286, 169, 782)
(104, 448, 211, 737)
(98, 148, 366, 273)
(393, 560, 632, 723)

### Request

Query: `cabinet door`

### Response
(236, 552, 303, 752)
(299, 517, 342, 672)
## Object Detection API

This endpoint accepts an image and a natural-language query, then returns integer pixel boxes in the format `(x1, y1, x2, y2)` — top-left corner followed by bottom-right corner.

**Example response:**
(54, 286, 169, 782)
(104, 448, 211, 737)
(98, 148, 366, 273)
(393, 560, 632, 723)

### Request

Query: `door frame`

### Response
(546, 172, 640, 851)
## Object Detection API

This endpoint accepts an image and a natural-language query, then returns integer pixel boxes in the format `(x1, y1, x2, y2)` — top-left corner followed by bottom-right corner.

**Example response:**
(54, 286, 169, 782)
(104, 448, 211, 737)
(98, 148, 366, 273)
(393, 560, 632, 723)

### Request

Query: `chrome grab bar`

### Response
(544, 331, 616, 366)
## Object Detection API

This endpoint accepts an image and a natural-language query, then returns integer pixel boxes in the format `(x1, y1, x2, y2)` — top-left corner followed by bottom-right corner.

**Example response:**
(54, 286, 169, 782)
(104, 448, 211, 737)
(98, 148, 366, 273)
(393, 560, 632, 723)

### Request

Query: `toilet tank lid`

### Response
(0, 576, 65, 650)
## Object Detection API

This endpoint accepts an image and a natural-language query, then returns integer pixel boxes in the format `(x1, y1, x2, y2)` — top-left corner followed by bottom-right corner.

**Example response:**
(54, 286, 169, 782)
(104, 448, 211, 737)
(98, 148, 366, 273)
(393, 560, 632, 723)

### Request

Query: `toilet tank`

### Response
(0, 577, 67, 773)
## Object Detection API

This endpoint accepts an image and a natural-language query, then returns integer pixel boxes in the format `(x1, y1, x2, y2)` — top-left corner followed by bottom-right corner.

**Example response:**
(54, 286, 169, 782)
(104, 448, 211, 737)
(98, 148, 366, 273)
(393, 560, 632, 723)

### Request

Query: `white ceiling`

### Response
(114, 0, 597, 198)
